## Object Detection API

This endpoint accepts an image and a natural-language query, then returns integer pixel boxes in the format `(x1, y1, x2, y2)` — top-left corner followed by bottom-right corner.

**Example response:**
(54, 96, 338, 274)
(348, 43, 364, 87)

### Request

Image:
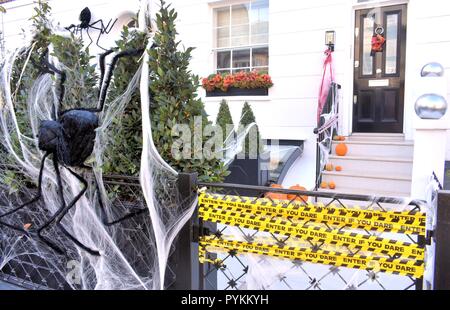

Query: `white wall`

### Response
(3, 0, 450, 185)
(404, 0, 450, 159)
(170, 0, 352, 189)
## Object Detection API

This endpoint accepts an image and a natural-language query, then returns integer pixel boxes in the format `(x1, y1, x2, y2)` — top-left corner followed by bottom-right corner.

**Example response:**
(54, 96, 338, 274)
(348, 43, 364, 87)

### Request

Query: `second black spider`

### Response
(65, 7, 117, 50)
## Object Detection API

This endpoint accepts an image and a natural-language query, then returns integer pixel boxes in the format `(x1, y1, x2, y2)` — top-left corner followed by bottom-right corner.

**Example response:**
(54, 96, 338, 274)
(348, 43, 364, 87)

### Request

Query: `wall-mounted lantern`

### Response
(325, 30, 335, 52)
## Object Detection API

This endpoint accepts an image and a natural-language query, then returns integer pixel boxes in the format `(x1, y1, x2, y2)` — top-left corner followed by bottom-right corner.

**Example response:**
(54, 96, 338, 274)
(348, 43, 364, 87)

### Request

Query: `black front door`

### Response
(353, 4, 407, 133)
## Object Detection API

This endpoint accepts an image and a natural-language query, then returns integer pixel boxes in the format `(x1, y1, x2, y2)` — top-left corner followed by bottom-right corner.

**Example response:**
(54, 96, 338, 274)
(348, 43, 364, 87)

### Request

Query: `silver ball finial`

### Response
(421, 62, 444, 77)
(415, 94, 448, 119)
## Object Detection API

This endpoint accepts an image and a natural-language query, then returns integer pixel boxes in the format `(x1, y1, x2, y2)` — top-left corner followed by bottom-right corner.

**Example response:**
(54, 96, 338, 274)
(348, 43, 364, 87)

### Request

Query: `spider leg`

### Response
(65, 24, 76, 32)
(98, 49, 115, 98)
(98, 18, 117, 34)
(88, 19, 115, 50)
(88, 20, 104, 32)
(93, 48, 145, 113)
(95, 28, 107, 51)
(35, 154, 66, 255)
(85, 27, 94, 50)
(55, 166, 100, 256)
(36, 157, 99, 256)
(31, 51, 66, 119)
(0, 152, 50, 234)
(81, 165, 147, 226)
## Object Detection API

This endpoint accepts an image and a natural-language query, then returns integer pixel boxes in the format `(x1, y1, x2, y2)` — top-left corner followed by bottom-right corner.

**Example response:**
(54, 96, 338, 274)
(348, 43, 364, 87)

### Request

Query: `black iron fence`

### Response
(1, 171, 450, 290)
(191, 180, 432, 290)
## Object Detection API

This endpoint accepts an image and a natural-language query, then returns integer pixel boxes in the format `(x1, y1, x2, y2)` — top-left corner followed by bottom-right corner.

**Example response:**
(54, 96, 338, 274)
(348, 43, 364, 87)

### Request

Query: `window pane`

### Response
(216, 7, 230, 27)
(233, 68, 251, 74)
(216, 27, 230, 48)
(385, 14, 398, 74)
(217, 69, 231, 74)
(251, 33, 268, 44)
(217, 51, 231, 69)
(252, 47, 268, 67)
(231, 25, 249, 46)
(232, 49, 250, 68)
(232, 4, 250, 25)
(251, 0, 269, 44)
(362, 16, 374, 75)
(253, 66, 268, 73)
(251, 0, 269, 23)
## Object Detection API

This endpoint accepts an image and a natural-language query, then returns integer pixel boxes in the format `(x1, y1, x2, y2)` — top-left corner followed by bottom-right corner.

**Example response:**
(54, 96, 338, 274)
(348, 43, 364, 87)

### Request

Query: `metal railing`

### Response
(2, 171, 450, 290)
(194, 181, 429, 290)
(314, 83, 340, 190)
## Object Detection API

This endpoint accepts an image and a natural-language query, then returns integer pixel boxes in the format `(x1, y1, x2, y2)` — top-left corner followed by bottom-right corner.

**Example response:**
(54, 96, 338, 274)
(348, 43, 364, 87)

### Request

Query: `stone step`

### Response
(348, 133, 405, 142)
(321, 171, 411, 195)
(332, 140, 414, 158)
(327, 155, 413, 177)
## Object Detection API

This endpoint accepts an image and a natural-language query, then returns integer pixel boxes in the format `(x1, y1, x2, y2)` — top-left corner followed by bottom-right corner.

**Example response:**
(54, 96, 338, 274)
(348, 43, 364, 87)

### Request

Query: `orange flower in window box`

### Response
(202, 71, 273, 96)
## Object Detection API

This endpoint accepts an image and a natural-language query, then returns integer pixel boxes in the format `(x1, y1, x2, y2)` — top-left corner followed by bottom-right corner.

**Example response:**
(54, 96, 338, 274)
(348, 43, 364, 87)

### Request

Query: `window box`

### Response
(206, 87, 268, 97)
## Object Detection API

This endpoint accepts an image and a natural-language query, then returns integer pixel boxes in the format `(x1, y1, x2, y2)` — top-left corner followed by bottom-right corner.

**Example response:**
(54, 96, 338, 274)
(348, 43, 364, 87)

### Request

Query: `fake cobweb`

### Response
(0, 2, 196, 290)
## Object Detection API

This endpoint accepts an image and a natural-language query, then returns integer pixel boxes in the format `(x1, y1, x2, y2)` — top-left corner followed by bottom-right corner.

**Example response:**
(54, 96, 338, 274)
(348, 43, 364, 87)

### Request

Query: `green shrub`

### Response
(216, 99, 234, 142)
(238, 102, 262, 158)
(148, 0, 228, 182)
(102, 26, 148, 176)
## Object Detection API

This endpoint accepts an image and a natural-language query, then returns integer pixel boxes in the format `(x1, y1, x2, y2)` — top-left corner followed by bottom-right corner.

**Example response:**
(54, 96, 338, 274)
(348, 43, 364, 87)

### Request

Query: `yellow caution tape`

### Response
(199, 207, 425, 260)
(204, 234, 393, 257)
(199, 193, 426, 236)
(199, 236, 424, 278)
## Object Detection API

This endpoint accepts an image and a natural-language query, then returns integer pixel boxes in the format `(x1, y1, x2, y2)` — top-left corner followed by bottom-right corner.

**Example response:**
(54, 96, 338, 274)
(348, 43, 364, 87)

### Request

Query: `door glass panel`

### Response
(385, 13, 398, 74)
(362, 16, 374, 75)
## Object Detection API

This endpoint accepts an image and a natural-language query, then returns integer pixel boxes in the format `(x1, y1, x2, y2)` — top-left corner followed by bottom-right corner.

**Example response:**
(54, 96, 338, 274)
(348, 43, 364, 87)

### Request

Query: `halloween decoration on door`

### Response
(0, 48, 145, 256)
(65, 7, 118, 50)
(370, 25, 386, 56)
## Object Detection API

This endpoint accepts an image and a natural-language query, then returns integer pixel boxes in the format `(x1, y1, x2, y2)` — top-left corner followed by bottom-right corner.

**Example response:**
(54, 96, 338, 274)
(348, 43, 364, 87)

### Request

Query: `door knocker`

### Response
(371, 25, 386, 56)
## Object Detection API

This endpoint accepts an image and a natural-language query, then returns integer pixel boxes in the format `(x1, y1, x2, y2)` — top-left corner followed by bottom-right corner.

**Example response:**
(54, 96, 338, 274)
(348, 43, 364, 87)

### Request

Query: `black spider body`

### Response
(39, 110, 98, 167)
(79, 7, 91, 28)
(0, 48, 146, 256)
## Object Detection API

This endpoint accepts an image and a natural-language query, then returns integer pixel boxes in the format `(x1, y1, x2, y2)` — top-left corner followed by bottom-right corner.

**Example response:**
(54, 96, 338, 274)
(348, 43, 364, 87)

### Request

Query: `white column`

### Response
(411, 121, 449, 200)
(410, 63, 449, 200)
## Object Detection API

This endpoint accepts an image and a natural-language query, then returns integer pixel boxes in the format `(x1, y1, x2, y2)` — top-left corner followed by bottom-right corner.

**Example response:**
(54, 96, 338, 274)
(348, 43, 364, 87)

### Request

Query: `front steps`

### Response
(319, 133, 414, 199)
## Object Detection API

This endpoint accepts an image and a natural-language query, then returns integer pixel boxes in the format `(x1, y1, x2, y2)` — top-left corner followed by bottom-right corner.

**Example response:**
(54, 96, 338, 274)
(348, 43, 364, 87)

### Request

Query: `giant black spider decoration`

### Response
(0, 48, 146, 256)
(65, 7, 118, 50)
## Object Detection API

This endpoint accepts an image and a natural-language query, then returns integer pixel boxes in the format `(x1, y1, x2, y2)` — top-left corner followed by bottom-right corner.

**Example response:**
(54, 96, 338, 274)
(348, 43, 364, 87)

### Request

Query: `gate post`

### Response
(434, 190, 450, 289)
(169, 172, 199, 290)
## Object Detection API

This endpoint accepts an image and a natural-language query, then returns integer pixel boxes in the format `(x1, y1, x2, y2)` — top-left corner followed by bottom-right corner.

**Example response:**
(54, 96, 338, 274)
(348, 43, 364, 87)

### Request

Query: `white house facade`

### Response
(1, 0, 449, 199)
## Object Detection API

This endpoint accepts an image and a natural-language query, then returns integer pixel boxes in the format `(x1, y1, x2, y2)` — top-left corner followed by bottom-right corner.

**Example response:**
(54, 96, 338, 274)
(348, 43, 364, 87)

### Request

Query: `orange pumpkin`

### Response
(328, 181, 336, 189)
(335, 143, 348, 156)
(339, 136, 346, 141)
(265, 184, 288, 200)
(325, 163, 334, 171)
(335, 166, 342, 172)
(333, 135, 340, 141)
(287, 184, 308, 202)
(320, 181, 328, 189)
